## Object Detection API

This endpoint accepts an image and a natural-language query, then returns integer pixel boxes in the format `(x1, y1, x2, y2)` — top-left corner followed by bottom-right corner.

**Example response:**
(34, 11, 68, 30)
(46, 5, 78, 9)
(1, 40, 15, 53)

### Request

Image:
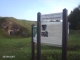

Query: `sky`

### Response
(0, 0, 80, 21)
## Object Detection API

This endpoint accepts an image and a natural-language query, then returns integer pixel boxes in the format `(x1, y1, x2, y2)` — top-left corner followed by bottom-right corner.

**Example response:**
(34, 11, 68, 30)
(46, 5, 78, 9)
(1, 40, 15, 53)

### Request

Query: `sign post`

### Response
(62, 9, 68, 60)
(31, 24, 35, 60)
(37, 12, 41, 60)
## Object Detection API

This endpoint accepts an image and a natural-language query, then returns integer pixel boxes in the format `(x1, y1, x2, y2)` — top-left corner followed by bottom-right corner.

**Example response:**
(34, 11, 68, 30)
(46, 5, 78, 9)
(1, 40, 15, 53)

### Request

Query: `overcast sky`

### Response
(0, 0, 80, 21)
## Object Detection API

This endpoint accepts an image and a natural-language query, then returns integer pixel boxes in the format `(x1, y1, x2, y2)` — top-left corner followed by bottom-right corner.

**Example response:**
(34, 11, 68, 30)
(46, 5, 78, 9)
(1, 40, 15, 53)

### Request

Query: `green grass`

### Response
(0, 30, 80, 60)
(18, 20, 36, 29)
(0, 38, 31, 60)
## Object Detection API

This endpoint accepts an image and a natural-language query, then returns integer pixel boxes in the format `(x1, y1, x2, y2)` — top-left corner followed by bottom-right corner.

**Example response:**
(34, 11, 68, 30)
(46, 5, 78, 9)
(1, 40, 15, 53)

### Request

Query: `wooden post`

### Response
(37, 12, 41, 60)
(62, 8, 68, 60)
(31, 24, 35, 60)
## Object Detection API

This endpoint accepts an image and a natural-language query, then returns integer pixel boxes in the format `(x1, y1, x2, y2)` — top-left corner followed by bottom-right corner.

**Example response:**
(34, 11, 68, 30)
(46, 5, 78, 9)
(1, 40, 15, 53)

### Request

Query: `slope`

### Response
(0, 17, 36, 38)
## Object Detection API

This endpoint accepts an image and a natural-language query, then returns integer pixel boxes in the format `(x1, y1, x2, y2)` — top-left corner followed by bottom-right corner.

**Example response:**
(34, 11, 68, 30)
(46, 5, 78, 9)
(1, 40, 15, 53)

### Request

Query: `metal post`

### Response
(37, 12, 41, 60)
(62, 9, 68, 60)
(31, 24, 35, 60)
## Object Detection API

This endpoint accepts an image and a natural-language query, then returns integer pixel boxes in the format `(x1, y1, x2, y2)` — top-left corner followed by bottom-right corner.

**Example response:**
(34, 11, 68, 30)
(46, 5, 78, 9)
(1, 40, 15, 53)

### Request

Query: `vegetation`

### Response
(68, 5, 80, 30)
(0, 30, 80, 60)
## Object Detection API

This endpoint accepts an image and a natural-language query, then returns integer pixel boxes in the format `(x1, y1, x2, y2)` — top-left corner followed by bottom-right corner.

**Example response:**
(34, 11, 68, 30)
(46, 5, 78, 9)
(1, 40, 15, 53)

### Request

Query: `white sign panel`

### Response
(33, 22, 62, 47)
(41, 13, 62, 21)
(41, 22, 62, 47)
(33, 22, 69, 46)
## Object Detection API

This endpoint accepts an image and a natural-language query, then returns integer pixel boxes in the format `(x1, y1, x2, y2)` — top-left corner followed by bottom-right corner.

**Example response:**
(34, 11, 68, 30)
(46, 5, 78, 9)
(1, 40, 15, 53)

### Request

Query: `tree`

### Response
(68, 5, 80, 30)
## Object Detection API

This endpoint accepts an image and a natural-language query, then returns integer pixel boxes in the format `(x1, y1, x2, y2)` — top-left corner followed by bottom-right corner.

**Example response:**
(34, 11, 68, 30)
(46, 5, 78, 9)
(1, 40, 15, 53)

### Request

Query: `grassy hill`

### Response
(0, 17, 36, 38)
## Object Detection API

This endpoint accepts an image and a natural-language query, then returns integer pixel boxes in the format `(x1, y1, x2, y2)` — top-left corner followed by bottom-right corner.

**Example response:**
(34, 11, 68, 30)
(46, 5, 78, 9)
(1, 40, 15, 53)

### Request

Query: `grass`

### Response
(0, 38, 31, 60)
(0, 30, 80, 60)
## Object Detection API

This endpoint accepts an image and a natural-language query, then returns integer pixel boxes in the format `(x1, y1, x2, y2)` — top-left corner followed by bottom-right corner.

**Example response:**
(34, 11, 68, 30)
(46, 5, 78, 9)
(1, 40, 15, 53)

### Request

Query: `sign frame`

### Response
(31, 8, 68, 60)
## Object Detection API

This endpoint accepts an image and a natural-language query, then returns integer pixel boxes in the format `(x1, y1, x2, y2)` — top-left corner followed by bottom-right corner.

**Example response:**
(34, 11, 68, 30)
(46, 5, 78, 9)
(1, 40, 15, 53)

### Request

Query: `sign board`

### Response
(33, 22, 69, 47)
(33, 22, 62, 47)
(41, 13, 62, 21)
(33, 12, 69, 47)
(41, 22, 62, 46)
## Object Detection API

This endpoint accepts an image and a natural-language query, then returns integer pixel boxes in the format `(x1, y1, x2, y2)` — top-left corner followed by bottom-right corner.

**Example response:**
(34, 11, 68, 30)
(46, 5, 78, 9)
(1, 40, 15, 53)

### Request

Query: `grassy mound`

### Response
(0, 17, 36, 38)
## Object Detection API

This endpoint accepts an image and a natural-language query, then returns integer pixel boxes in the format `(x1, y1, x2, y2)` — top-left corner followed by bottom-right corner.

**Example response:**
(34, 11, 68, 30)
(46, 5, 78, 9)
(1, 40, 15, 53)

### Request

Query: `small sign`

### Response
(33, 26, 37, 42)
(41, 13, 62, 21)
